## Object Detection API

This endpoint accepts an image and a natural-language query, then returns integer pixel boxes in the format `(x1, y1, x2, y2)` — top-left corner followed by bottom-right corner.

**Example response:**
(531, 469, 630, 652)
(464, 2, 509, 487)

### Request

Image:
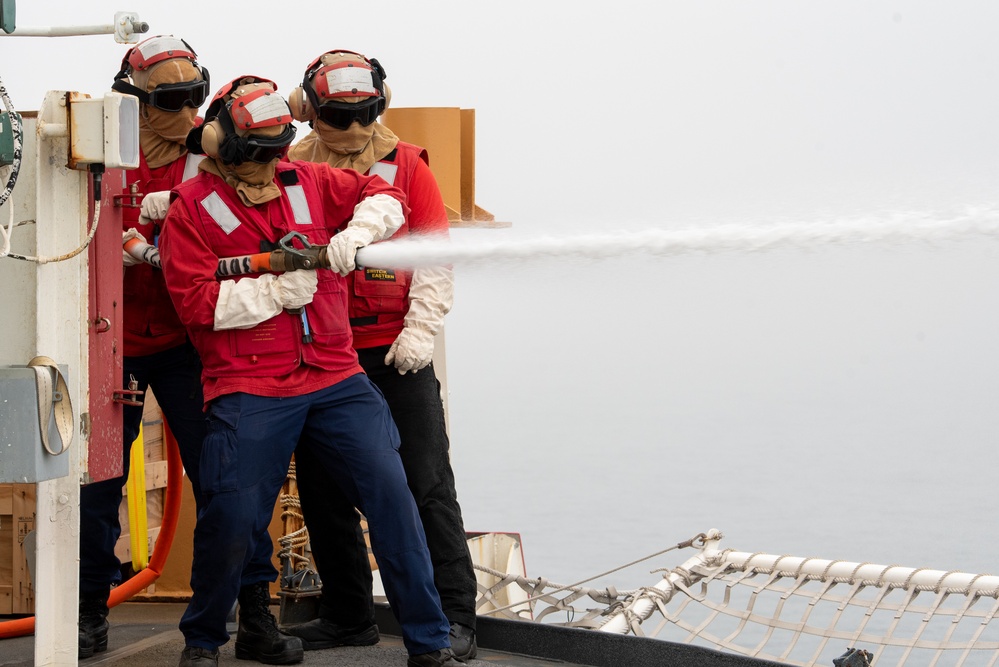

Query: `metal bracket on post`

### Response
(113, 11, 148, 44)
(113, 374, 143, 407)
(113, 182, 143, 208)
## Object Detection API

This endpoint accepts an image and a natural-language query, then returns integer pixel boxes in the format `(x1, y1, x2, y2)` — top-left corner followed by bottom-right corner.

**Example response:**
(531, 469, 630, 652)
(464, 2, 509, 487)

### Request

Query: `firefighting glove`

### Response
(122, 228, 147, 267)
(326, 194, 405, 276)
(138, 191, 171, 225)
(213, 270, 318, 331)
(385, 266, 454, 374)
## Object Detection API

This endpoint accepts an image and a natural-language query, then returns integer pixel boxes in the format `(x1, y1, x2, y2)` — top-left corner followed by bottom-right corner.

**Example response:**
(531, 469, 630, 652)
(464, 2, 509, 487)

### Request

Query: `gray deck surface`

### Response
(2, 600, 796, 667)
(0, 602, 572, 667)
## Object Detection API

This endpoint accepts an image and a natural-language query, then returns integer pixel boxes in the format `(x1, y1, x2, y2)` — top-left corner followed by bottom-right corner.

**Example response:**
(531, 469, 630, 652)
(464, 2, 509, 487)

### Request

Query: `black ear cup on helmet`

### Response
(216, 132, 244, 165)
(203, 113, 246, 165)
(368, 58, 387, 85)
(186, 124, 205, 155)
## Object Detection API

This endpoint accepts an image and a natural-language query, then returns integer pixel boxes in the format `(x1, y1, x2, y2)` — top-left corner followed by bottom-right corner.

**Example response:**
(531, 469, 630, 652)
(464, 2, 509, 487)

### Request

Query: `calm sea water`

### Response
(443, 228, 999, 594)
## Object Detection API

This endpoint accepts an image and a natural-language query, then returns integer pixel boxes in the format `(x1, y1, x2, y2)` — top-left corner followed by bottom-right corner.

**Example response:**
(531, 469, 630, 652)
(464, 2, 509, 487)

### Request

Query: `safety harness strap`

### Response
(27, 355, 73, 456)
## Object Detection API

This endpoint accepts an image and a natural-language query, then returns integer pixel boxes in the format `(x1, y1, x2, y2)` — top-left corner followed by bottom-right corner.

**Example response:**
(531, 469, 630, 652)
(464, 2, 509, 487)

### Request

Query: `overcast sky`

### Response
(5, 2, 999, 586)
(7, 1, 999, 227)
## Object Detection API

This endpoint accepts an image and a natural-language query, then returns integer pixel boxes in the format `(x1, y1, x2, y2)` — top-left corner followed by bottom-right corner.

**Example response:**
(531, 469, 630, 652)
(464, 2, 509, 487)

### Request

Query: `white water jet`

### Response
(356, 207, 999, 270)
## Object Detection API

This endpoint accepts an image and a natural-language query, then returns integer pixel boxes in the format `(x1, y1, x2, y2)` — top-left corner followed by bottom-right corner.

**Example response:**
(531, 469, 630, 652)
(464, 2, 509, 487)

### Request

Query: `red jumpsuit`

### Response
(79, 150, 207, 603)
(159, 159, 453, 656)
(346, 141, 449, 348)
(161, 161, 402, 402)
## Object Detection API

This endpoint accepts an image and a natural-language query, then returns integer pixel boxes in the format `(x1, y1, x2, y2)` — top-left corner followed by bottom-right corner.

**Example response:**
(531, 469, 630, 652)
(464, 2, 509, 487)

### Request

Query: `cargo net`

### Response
(473, 529, 999, 667)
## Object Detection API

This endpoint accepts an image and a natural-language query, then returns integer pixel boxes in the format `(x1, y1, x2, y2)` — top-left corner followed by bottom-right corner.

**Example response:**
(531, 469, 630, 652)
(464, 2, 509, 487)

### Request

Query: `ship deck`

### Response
(1, 601, 793, 667)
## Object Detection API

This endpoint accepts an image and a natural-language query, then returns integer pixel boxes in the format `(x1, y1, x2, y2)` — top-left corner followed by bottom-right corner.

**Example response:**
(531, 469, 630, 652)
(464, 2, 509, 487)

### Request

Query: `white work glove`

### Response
(327, 194, 405, 276)
(326, 227, 371, 277)
(276, 270, 319, 309)
(384, 327, 436, 375)
(138, 191, 171, 225)
(213, 270, 318, 331)
(384, 266, 454, 374)
(122, 228, 147, 267)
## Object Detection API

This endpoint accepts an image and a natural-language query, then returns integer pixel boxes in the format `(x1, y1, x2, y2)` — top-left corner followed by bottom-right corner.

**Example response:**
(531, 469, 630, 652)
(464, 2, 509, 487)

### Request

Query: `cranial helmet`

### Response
(288, 50, 389, 129)
(187, 75, 296, 165)
(111, 35, 210, 112)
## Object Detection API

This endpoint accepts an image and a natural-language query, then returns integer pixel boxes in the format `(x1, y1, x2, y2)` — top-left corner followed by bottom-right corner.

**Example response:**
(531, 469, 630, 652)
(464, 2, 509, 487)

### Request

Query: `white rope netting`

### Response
(471, 530, 999, 667)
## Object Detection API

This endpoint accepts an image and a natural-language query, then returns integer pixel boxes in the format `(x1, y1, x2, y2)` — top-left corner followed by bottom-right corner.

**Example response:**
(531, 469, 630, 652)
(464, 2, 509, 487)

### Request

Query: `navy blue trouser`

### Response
(297, 349, 477, 630)
(179, 373, 451, 656)
(79, 342, 206, 598)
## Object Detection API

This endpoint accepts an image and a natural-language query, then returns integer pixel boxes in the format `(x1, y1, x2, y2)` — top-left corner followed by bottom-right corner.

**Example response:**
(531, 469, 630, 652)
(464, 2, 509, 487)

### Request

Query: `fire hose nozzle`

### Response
(268, 246, 329, 272)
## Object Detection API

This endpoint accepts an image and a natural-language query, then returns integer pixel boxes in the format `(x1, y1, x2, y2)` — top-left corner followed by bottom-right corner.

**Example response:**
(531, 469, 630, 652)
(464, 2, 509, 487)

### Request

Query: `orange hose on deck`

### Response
(0, 420, 185, 639)
(0, 615, 32, 640)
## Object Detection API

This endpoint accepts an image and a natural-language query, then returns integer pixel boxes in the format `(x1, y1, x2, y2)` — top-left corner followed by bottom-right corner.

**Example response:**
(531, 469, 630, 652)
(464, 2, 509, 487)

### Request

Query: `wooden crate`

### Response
(0, 393, 166, 614)
(0, 483, 35, 614)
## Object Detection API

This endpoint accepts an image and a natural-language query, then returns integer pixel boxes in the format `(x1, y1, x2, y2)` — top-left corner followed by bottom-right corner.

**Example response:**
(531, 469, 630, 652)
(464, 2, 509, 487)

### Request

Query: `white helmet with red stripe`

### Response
(289, 50, 389, 128)
(187, 75, 296, 165)
(111, 35, 210, 112)
(118, 35, 199, 75)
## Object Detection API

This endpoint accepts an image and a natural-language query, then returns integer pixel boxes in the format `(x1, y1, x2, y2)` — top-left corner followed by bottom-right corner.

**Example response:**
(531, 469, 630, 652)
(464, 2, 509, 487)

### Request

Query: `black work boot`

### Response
(283, 617, 379, 651)
(407, 647, 463, 667)
(448, 622, 477, 661)
(78, 593, 110, 658)
(179, 646, 219, 666)
(234, 582, 304, 665)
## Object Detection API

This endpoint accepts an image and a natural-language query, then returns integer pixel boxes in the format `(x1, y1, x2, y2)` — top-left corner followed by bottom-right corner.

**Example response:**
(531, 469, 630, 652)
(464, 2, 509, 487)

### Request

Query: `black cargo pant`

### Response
(79, 341, 207, 598)
(296, 345, 478, 630)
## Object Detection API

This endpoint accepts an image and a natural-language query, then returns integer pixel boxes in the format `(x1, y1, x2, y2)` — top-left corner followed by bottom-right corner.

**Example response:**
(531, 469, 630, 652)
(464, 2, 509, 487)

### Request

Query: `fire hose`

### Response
(124, 231, 331, 344)
(123, 231, 330, 277)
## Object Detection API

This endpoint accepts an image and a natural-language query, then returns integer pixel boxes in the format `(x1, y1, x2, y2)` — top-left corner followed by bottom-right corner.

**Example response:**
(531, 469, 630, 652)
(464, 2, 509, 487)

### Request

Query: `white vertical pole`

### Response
(433, 327, 450, 437)
(33, 90, 87, 666)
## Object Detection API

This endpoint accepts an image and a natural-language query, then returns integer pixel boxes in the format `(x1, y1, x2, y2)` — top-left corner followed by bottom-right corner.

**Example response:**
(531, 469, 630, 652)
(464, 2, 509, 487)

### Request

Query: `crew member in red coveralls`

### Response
(283, 50, 478, 662)
(78, 35, 210, 659)
(159, 75, 461, 667)
(97, 38, 297, 667)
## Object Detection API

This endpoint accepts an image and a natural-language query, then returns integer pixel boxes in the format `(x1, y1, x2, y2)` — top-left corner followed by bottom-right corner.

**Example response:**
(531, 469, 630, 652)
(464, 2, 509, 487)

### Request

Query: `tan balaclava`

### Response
(288, 50, 397, 173)
(132, 59, 202, 168)
(199, 79, 293, 206)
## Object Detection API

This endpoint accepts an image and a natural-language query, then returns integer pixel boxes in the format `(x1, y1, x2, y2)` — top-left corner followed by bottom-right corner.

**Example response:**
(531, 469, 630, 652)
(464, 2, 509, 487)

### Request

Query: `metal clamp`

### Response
(112, 374, 143, 407)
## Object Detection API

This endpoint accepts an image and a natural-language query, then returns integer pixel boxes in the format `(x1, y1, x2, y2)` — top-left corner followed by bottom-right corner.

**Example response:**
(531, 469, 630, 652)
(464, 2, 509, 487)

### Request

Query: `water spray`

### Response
(122, 207, 999, 274)
(356, 207, 999, 269)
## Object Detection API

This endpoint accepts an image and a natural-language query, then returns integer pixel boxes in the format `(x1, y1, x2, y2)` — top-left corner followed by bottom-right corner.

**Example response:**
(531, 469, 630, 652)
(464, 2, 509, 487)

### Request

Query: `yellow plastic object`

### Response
(126, 423, 149, 571)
